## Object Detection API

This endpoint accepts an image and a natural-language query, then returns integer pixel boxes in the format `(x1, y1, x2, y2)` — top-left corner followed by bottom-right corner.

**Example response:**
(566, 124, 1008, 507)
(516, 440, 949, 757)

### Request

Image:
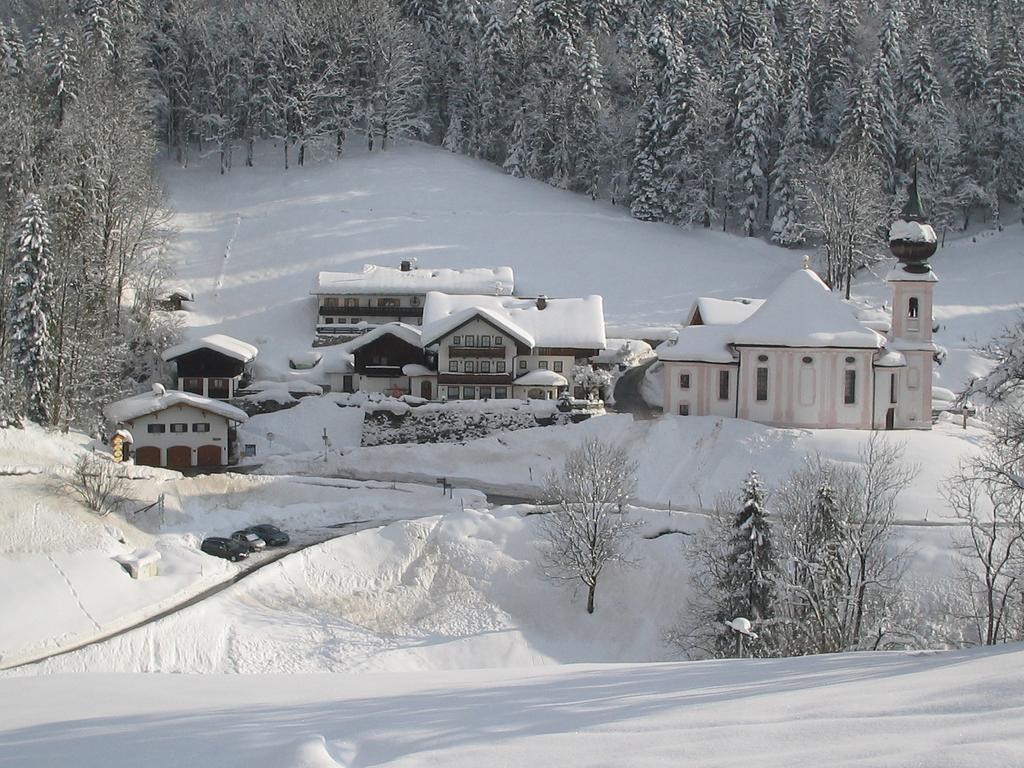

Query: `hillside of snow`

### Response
(161, 139, 1022, 391)
(4, 643, 1023, 768)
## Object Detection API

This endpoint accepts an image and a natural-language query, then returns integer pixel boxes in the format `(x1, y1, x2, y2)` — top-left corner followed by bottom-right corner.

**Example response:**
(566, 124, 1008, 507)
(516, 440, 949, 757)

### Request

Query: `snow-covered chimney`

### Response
(536, 295, 548, 310)
(400, 260, 412, 272)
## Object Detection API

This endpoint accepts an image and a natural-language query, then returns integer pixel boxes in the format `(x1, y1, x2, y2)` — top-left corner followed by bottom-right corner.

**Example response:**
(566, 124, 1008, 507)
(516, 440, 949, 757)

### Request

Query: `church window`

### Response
(908, 297, 919, 318)
(756, 367, 769, 401)
(844, 369, 857, 405)
(679, 373, 691, 389)
(679, 403, 690, 416)
(718, 370, 730, 401)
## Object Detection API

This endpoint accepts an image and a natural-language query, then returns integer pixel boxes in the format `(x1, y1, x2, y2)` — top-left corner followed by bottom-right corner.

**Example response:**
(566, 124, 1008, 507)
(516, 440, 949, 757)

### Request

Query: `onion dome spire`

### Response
(889, 160, 937, 274)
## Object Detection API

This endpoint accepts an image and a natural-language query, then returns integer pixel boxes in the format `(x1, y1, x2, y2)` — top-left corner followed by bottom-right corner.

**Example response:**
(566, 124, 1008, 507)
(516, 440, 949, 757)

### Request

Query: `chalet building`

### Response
(161, 334, 258, 400)
(104, 384, 248, 469)
(658, 175, 939, 431)
(311, 261, 514, 337)
(419, 292, 606, 401)
(347, 323, 431, 396)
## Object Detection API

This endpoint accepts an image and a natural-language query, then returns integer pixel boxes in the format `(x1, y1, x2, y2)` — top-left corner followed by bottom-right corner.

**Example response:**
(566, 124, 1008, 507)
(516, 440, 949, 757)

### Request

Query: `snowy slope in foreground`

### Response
(3, 644, 1022, 768)
(15, 506, 957, 676)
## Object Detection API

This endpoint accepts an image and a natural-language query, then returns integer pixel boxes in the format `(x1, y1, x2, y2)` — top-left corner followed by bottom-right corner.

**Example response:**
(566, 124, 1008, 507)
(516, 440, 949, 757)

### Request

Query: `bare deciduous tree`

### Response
(946, 438, 1024, 645)
(804, 150, 887, 298)
(64, 454, 129, 517)
(537, 438, 639, 614)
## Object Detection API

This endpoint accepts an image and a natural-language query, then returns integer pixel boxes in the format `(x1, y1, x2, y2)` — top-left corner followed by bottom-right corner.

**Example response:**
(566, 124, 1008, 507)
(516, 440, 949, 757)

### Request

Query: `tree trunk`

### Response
(246, 138, 254, 167)
(284, 141, 289, 170)
(586, 582, 596, 614)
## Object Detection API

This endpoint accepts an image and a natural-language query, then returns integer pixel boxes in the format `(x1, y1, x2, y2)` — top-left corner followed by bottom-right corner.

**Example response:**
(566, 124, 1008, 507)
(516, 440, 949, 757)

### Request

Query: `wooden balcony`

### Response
(448, 346, 507, 358)
(319, 305, 424, 318)
(438, 373, 514, 386)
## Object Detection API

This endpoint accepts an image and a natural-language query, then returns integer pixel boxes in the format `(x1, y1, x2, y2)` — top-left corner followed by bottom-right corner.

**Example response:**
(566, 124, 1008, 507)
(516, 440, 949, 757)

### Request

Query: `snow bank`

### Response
(4, 644, 1023, 768)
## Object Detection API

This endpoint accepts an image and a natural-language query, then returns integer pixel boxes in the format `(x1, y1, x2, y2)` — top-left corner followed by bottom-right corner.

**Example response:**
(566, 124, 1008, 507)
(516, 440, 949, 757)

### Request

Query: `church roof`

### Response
(685, 297, 764, 326)
(729, 269, 884, 349)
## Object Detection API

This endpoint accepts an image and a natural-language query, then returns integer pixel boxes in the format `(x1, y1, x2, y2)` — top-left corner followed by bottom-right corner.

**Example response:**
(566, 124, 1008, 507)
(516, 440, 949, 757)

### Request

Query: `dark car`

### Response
(230, 530, 267, 552)
(200, 536, 250, 562)
(245, 524, 290, 547)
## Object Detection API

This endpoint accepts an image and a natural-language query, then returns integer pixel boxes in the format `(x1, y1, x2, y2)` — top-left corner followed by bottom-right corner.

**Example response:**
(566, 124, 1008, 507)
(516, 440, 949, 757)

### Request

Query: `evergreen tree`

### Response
(840, 65, 884, 164)
(8, 194, 54, 426)
(771, 76, 810, 245)
(44, 32, 79, 126)
(715, 470, 777, 656)
(731, 31, 775, 236)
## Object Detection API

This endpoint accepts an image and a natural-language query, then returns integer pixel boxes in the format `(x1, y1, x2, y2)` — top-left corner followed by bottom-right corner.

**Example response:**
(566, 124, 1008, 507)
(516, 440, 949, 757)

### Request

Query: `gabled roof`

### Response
(730, 269, 883, 349)
(421, 305, 535, 348)
(104, 385, 248, 424)
(686, 297, 764, 327)
(161, 334, 258, 364)
(345, 322, 422, 353)
(311, 264, 515, 296)
(421, 293, 606, 350)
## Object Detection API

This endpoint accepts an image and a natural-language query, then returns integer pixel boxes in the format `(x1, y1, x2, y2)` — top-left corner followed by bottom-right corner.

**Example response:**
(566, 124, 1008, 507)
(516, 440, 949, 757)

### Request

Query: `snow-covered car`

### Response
(245, 524, 289, 547)
(230, 531, 267, 552)
(200, 537, 250, 562)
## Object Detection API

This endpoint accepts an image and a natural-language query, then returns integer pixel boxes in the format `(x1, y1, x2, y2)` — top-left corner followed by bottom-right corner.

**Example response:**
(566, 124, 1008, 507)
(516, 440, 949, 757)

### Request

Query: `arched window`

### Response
(908, 297, 919, 319)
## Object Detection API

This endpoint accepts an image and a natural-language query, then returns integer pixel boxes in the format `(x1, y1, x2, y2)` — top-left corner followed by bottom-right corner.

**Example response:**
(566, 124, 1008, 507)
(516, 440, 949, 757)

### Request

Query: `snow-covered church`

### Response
(657, 177, 939, 431)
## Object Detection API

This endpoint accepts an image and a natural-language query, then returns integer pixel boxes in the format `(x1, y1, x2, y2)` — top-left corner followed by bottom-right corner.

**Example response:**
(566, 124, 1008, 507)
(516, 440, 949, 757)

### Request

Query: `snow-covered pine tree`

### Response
(714, 470, 777, 656)
(503, 108, 530, 177)
(875, 1, 903, 193)
(731, 30, 775, 236)
(771, 76, 810, 245)
(44, 32, 79, 126)
(839, 65, 884, 165)
(8, 194, 54, 426)
(81, 0, 114, 58)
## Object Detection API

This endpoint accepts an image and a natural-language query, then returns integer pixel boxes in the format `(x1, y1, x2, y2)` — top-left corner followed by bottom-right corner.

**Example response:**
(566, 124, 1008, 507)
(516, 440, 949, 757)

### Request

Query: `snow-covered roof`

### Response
(686, 297, 764, 326)
(421, 305, 535, 348)
(161, 334, 258, 363)
(874, 348, 907, 368)
(322, 348, 355, 375)
(345, 323, 422, 353)
(311, 264, 515, 296)
(421, 293, 606, 350)
(889, 219, 937, 244)
(730, 269, 884, 349)
(113, 548, 161, 568)
(514, 369, 569, 387)
(402, 363, 434, 377)
(886, 265, 938, 282)
(104, 385, 249, 424)
(656, 325, 737, 364)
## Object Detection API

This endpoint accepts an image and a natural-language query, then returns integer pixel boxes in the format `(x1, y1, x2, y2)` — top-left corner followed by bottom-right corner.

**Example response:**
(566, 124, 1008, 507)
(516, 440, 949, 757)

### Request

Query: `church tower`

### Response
(886, 167, 938, 429)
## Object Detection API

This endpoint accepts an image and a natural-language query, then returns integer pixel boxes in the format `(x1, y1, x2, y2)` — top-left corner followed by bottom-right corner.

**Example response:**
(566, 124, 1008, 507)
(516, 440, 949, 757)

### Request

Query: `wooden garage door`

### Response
(166, 445, 192, 469)
(196, 444, 222, 467)
(135, 446, 161, 467)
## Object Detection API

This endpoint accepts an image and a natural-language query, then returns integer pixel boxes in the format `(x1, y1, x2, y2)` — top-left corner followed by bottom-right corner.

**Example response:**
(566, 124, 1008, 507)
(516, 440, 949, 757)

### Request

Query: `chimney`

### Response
(536, 295, 548, 310)
(400, 260, 412, 272)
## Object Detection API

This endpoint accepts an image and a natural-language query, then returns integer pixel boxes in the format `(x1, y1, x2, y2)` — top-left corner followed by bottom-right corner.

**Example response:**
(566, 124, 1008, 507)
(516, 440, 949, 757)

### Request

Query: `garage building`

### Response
(103, 384, 248, 469)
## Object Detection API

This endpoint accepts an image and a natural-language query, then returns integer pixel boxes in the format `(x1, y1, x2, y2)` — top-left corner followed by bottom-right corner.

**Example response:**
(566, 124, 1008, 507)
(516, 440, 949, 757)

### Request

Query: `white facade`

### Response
(658, 265, 936, 430)
(121, 403, 233, 467)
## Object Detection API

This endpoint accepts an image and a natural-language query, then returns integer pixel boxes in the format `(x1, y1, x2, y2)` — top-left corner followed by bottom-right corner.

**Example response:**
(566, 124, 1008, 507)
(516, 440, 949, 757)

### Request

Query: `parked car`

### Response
(230, 530, 267, 552)
(245, 524, 290, 547)
(200, 536, 250, 562)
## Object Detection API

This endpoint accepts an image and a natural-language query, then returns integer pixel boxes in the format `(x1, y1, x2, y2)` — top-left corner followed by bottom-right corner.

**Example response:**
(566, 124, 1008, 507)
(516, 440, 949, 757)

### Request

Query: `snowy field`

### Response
(3, 644, 1023, 768)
